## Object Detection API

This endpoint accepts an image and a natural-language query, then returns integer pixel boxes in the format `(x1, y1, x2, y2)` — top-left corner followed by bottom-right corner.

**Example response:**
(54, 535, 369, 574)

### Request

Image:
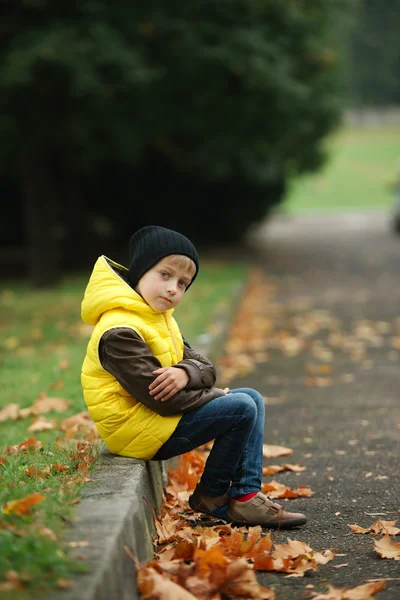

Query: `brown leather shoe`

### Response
(188, 484, 230, 519)
(227, 492, 307, 528)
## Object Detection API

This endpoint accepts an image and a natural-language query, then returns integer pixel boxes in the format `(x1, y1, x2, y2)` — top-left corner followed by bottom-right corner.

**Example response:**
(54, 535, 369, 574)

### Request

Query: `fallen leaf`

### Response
(262, 445, 294, 459)
(67, 540, 90, 548)
(57, 579, 73, 590)
(374, 535, 400, 559)
(262, 480, 313, 498)
(137, 566, 198, 599)
(262, 463, 306, 476)
(0, 403, 20, 423)
(0, 570, 23, 592)
(7, 437, 42, 454)
(31, 394, 70, 414)
(348, 519, 400, 536)
(27, 416, 57, 433)
(222, 558, 275, 599)
(155, 512, 183, 545)
(60, 411, 97, 436)
(39, 527, 57, 540)
(24, 466, 50, 479)
(2, 492, 46, 516)
(51, 463, 70, 473)
(310, 579, 386, 599)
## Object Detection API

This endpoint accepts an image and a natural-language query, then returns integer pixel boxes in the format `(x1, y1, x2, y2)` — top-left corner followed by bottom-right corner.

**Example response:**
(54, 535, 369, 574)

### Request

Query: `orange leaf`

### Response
(24, 466, 50, 479)
(253, 553, 277, 571)
(168, 452, 205, 492)
(374, 534, 400, 559)
(7, 437, 42, 454)
(173, 540, 196, 561)
(51, 463, 70, 473)
(194, 545, 228, 575)
(262, 480, 313, 498)
(2, 492, 45, 516)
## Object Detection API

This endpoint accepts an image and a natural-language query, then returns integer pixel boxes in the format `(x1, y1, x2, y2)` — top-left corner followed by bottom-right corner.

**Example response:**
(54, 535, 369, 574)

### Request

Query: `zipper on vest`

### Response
(163, 314, 179, 361)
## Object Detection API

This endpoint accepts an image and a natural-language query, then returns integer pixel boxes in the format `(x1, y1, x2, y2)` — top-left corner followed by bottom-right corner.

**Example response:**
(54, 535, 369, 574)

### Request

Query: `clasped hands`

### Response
(149, 366, 229, 402)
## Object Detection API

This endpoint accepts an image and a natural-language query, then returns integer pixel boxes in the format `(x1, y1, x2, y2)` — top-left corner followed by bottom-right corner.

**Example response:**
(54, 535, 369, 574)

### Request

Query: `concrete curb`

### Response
(53, 279, 246, 600)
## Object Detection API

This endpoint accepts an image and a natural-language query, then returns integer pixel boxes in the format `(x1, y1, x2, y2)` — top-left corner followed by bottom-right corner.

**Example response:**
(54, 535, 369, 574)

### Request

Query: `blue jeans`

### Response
(152, 388, 265, 497)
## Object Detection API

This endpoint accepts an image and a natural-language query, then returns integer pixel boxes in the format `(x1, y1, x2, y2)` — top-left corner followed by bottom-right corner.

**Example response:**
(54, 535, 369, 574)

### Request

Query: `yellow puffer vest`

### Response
(81, 256, 183, 459)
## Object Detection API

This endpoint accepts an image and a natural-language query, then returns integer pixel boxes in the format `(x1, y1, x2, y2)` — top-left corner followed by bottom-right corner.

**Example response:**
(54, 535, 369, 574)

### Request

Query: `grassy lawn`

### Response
(0, 260, 246, 597)
(284, 124, 400, 213)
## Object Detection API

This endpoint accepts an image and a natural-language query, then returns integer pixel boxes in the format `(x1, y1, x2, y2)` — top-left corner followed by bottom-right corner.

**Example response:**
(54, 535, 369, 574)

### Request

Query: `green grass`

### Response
(284, 125, 400, 213)
(0, 260, 246, 597)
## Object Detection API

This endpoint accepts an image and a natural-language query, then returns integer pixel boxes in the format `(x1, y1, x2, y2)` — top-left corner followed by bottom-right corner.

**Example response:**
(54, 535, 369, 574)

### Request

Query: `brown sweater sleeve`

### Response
(174, 344, 218, 389)
(99, 328, 225, 416)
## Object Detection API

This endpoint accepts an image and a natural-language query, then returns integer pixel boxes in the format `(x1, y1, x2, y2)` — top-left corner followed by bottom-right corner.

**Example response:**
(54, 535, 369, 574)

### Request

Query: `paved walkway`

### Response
(231, 212, 400, 599)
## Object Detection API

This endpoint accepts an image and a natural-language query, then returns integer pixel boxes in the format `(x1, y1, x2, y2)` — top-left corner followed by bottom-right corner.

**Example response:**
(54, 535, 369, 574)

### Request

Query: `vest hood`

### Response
(81, 255, 174, 326)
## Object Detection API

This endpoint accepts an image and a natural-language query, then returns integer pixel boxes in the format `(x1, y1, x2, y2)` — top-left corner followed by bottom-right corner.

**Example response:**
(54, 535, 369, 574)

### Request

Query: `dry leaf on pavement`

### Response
(310, 579, 386, 599)
(374, 534, 400, 559)
(348, 519, 400, 535)
(262, 463, 306, 476)
(262, 480, 313, 498)
(221, 558, 275, 599)
(137, 564, 203, 599)
(262, 444, 294, 458)
(155, 513, 184, 545)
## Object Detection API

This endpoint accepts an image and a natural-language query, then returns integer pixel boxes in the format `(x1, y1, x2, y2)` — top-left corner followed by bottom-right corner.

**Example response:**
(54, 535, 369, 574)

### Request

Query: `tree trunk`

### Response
(20, 148, 61, 288)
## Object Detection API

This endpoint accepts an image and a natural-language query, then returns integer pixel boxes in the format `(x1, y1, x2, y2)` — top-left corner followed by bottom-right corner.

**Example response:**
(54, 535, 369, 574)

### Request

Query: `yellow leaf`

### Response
(2, 492, 45, 516)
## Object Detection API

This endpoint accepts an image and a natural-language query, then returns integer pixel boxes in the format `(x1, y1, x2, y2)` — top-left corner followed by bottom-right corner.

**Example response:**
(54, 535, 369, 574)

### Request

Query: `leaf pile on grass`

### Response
(0, 411, 100, 594)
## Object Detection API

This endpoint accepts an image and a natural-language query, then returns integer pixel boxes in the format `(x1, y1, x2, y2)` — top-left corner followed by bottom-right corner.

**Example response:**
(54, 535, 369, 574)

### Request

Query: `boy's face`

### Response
(136, 255, 196, 313)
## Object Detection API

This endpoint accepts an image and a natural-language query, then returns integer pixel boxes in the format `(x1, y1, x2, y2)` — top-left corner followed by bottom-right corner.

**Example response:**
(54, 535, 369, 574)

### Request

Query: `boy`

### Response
(81, 225, 306, 528)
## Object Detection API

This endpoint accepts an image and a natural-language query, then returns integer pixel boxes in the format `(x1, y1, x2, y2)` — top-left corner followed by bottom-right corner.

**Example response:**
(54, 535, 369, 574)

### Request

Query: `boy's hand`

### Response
(149, 367, 189, 402)
(223, 388, 230, 394)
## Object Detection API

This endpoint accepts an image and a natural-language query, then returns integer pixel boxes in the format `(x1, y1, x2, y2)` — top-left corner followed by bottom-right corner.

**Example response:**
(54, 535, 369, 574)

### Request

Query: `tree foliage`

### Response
(345, 0, 400, 106)
(0, 0, 347, 282)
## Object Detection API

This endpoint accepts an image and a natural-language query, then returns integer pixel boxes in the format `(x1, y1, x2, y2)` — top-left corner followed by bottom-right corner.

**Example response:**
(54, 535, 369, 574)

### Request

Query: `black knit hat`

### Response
(128, 226, 199, 290)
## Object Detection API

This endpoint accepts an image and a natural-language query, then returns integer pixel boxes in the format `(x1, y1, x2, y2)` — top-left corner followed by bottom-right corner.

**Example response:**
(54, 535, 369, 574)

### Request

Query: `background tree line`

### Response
(0, 0, 399, 286)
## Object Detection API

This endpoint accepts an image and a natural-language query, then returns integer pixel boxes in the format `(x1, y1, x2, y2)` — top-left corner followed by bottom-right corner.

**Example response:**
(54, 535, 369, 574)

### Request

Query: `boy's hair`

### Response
(128, 225, 199, 290)
(166, 254, 197, 276)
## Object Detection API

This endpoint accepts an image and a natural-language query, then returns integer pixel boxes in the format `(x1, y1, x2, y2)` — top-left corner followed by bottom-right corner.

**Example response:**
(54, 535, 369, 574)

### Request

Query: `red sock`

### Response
(234, 491, 258, 502)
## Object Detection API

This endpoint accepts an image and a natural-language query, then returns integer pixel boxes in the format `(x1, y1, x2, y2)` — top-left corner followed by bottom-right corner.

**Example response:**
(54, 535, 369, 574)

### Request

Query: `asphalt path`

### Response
(231, 212, 400, 599)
